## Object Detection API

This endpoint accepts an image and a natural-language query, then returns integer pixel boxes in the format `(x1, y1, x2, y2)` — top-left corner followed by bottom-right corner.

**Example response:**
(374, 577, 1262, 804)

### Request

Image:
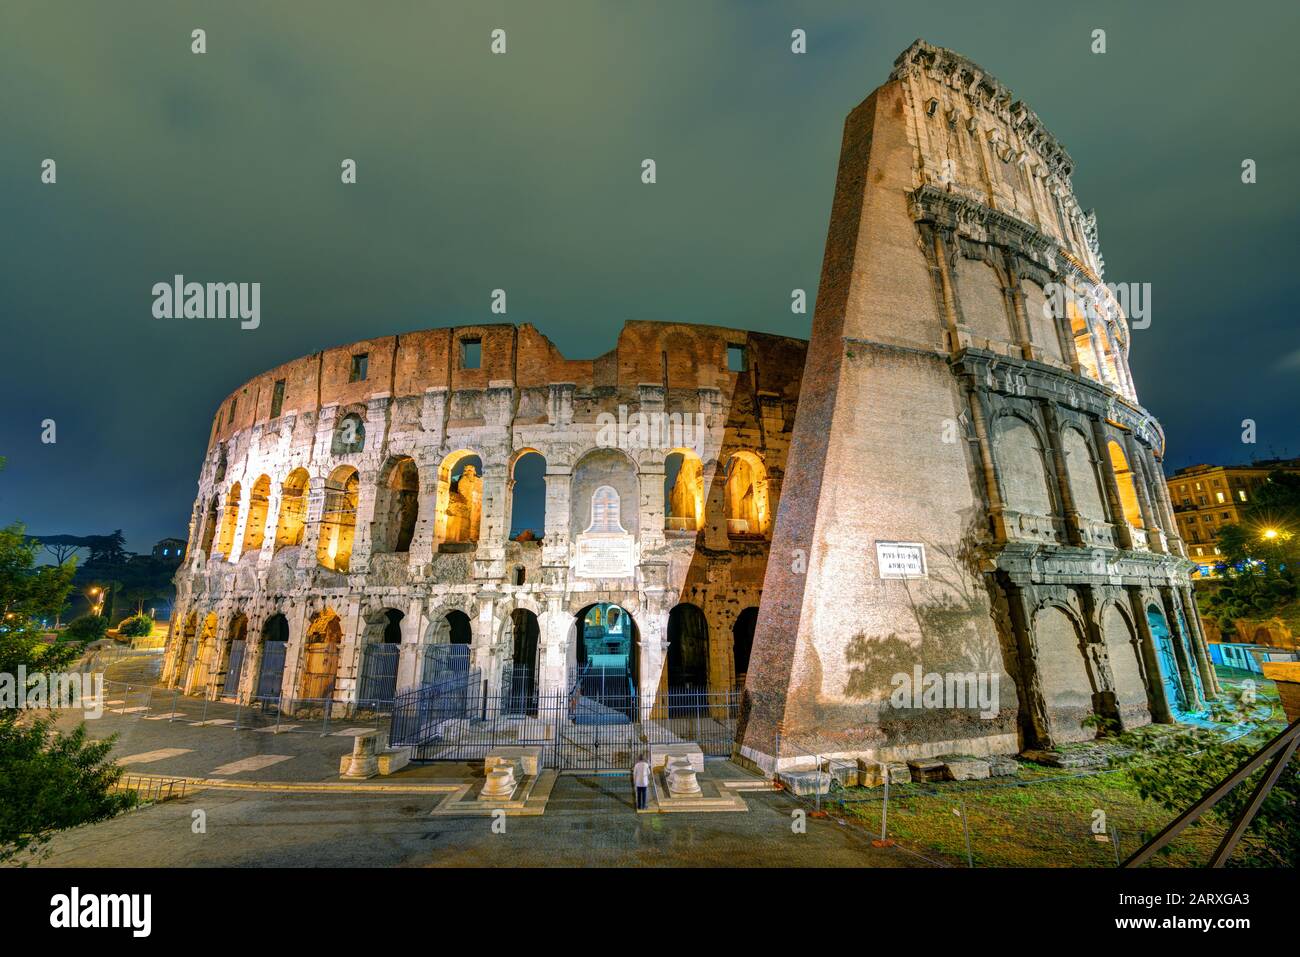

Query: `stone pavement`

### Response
(31, 652, 929, 866)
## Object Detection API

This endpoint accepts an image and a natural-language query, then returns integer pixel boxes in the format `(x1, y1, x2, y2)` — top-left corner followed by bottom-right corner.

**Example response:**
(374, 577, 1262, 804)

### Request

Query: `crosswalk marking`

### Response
(191, 718, 235, 726)
(210, 754, 293, 776)
(144, 712, 184, 720)
(119, 748, 193, 764)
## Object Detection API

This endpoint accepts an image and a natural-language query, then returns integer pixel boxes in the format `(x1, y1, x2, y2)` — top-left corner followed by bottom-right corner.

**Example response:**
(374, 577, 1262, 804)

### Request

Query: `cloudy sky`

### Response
(2, 0, 1297, 553)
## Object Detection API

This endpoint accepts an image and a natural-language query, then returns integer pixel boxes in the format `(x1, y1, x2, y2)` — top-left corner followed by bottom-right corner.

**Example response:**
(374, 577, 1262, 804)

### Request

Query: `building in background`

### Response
(152, 538, 188, 564)
(1168, 458, 1300, 576)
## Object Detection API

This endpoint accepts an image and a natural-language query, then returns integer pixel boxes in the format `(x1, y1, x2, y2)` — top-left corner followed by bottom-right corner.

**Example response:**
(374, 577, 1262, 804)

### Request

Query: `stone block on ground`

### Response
(886, 762, 912, 784)
(987, 755, 1019, 777)
(942, 757, 990, 781)
(780, 770, 832, 796)
(907, 758, 947, 783)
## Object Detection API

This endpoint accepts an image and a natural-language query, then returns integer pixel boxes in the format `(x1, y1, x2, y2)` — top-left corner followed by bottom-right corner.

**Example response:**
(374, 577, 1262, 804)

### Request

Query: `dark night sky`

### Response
(2, 0, 1297, 554)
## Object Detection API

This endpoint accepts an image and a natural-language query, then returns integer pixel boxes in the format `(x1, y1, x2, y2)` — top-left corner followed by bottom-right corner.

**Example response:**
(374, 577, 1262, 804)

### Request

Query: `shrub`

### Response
(117, 614, 153, 638)
(62, 615, 107, 643)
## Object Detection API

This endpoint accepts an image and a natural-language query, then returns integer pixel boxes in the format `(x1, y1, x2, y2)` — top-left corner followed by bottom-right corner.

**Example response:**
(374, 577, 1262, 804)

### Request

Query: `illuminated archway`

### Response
(243, 475, 271, 554)
(1107, 440, 1144, 529)
(215, 483, 241, 559)
(274, 468, 309, 552)
(435, 450, 483, 548)
(299, 609, 344, 699)
(317, 466, 360, 571)
(664, 449, 704, 532)
(724, 451, 768, 538)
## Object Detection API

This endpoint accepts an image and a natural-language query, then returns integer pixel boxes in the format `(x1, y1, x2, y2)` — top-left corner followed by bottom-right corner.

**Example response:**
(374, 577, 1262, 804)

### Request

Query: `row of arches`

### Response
(993, 414, 1159, 536)
(173, 600, 760, 704)
(195, 445, 774, 569)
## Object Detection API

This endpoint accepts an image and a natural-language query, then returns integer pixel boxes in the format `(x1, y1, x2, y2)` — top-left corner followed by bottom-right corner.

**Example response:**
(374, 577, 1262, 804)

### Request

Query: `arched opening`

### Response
(1107, 440, 1144, 529)
(436, 451, 483, 550)
(666, 603, 710, 690)
(732, 606, 758, 689)
(221, 613, 249, 697)
(215, 483, 241, 559)
(421, 609, 473, 685)
(509, 450, 546, 542)
(572, 603, 637, 704)
(274, 468, 310, 552)
(171, 611, 198, 685)
(299, 609, 343, 700)
(256, 613, 290, 699)
(317, 466, 360, 571)
(374, 456, 419, 553)
(664, 449, 704, 532)
(190, 613, 219, 693)
(1102, 603, 1148, 728)
(505, 609, 540, 714)
(358, 608, 404, 706)
(1069, 303, 1102, 381)
(243, 475, 271, 554)
(199, 498, 218, 556)
(1033, 605, 1095, 743)
(995, 416, 1054, 518)
(725, 452, 768, 539)
(1062, 427, 1107, 522)
(332, 412, 366, 455)
(1146, 605, 1186, 717)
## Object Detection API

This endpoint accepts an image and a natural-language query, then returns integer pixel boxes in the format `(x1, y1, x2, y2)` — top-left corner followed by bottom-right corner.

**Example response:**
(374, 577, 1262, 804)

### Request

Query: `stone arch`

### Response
(434, 450, 483, 548)
(1032, 602, 1095, 743)
(331, 411, 366, 455)
(317, 465, 360, 571)
(570, 602, 639, 694)
(664, 448, 704, 532)
(243, 475, 272, 554)
(274, 468, 310, 552)
(1061, 426, 1107, 522)
(256, 612, 291, 698)
(732, 606, 759, 688)
(1106, 440, 1144, 528)
(299, 608, 344, 699)
(666, 602, 710, 689)
(724, 450, 769, 539)
(505, 608, 541, 710)
(1099, 599, 1149, 728)
(508, 448, 546, 541)
(421, 607, 474, 684)
(373, 456, 419, 553)
(215, 482, 241, 559)
(189, 612, 219, 693)
(994, 414, 1054, 517)
(171, 610, 199, 684)
(198, 497, 219, 557)
(357, 607, 405, 705)
(220, 612, 249, 697)
(955, 255, 1015, 345)
(1067, 299, 1103, 381)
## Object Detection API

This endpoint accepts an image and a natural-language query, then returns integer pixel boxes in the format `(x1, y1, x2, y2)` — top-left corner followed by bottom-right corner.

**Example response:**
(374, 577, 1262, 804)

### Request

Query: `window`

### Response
(349, 353, 369, 382)
(270, 379, 286, 418)
(1238, 489, 1248, 502)
(229, 397, 237, 425)
(1215, 491, 1226, 503)
(460, 337, 481, 370)
(726, 343, 747, 373)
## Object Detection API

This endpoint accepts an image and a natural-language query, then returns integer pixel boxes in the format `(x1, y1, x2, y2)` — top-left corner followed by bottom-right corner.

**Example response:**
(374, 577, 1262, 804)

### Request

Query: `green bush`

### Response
(116, 614, 153, 638)
(62, 615, 107, 643)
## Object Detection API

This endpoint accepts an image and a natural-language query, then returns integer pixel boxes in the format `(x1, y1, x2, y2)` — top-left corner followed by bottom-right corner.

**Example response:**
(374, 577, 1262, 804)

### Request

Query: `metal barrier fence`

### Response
(391, 671, 740, 769)
(112, 774, 189, 803)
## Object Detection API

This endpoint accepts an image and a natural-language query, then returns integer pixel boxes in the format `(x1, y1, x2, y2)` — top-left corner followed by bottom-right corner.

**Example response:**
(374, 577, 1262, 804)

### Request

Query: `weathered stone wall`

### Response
(737, 40, 1212, 772)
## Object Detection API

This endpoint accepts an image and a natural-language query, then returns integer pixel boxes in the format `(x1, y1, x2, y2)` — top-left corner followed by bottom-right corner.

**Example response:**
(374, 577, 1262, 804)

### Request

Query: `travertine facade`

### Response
(162, 321, 806, 709)
(736, 40, 1216, 771)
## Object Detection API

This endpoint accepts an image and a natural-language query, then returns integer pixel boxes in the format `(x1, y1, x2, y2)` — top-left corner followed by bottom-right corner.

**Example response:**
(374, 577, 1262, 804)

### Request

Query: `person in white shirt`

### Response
(633, 754, 650, 810)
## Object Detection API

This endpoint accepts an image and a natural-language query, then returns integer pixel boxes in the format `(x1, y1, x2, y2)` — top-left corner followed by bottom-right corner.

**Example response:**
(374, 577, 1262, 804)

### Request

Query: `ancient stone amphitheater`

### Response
(164, 40, 1217, 772)
(162, 321, 807, 715)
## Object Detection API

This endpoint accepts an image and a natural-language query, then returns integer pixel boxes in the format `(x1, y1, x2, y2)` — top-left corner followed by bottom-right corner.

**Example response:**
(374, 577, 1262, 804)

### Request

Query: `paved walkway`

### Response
(29, 651, 928, 867)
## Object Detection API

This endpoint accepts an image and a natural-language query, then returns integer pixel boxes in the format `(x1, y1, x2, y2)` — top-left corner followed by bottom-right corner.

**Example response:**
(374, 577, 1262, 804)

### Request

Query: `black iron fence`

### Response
(390, 670, 739, 769)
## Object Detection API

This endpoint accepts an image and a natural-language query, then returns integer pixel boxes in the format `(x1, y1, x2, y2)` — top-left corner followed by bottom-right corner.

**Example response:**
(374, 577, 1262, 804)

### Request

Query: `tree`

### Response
(85, 530, 127, 567)
(0, 460, 134, 862)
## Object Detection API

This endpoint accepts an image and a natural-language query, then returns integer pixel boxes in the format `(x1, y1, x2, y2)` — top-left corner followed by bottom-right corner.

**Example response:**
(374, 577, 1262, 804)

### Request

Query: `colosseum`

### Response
(163, 39, 1217, 772)
(162, 320, 807, 739)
